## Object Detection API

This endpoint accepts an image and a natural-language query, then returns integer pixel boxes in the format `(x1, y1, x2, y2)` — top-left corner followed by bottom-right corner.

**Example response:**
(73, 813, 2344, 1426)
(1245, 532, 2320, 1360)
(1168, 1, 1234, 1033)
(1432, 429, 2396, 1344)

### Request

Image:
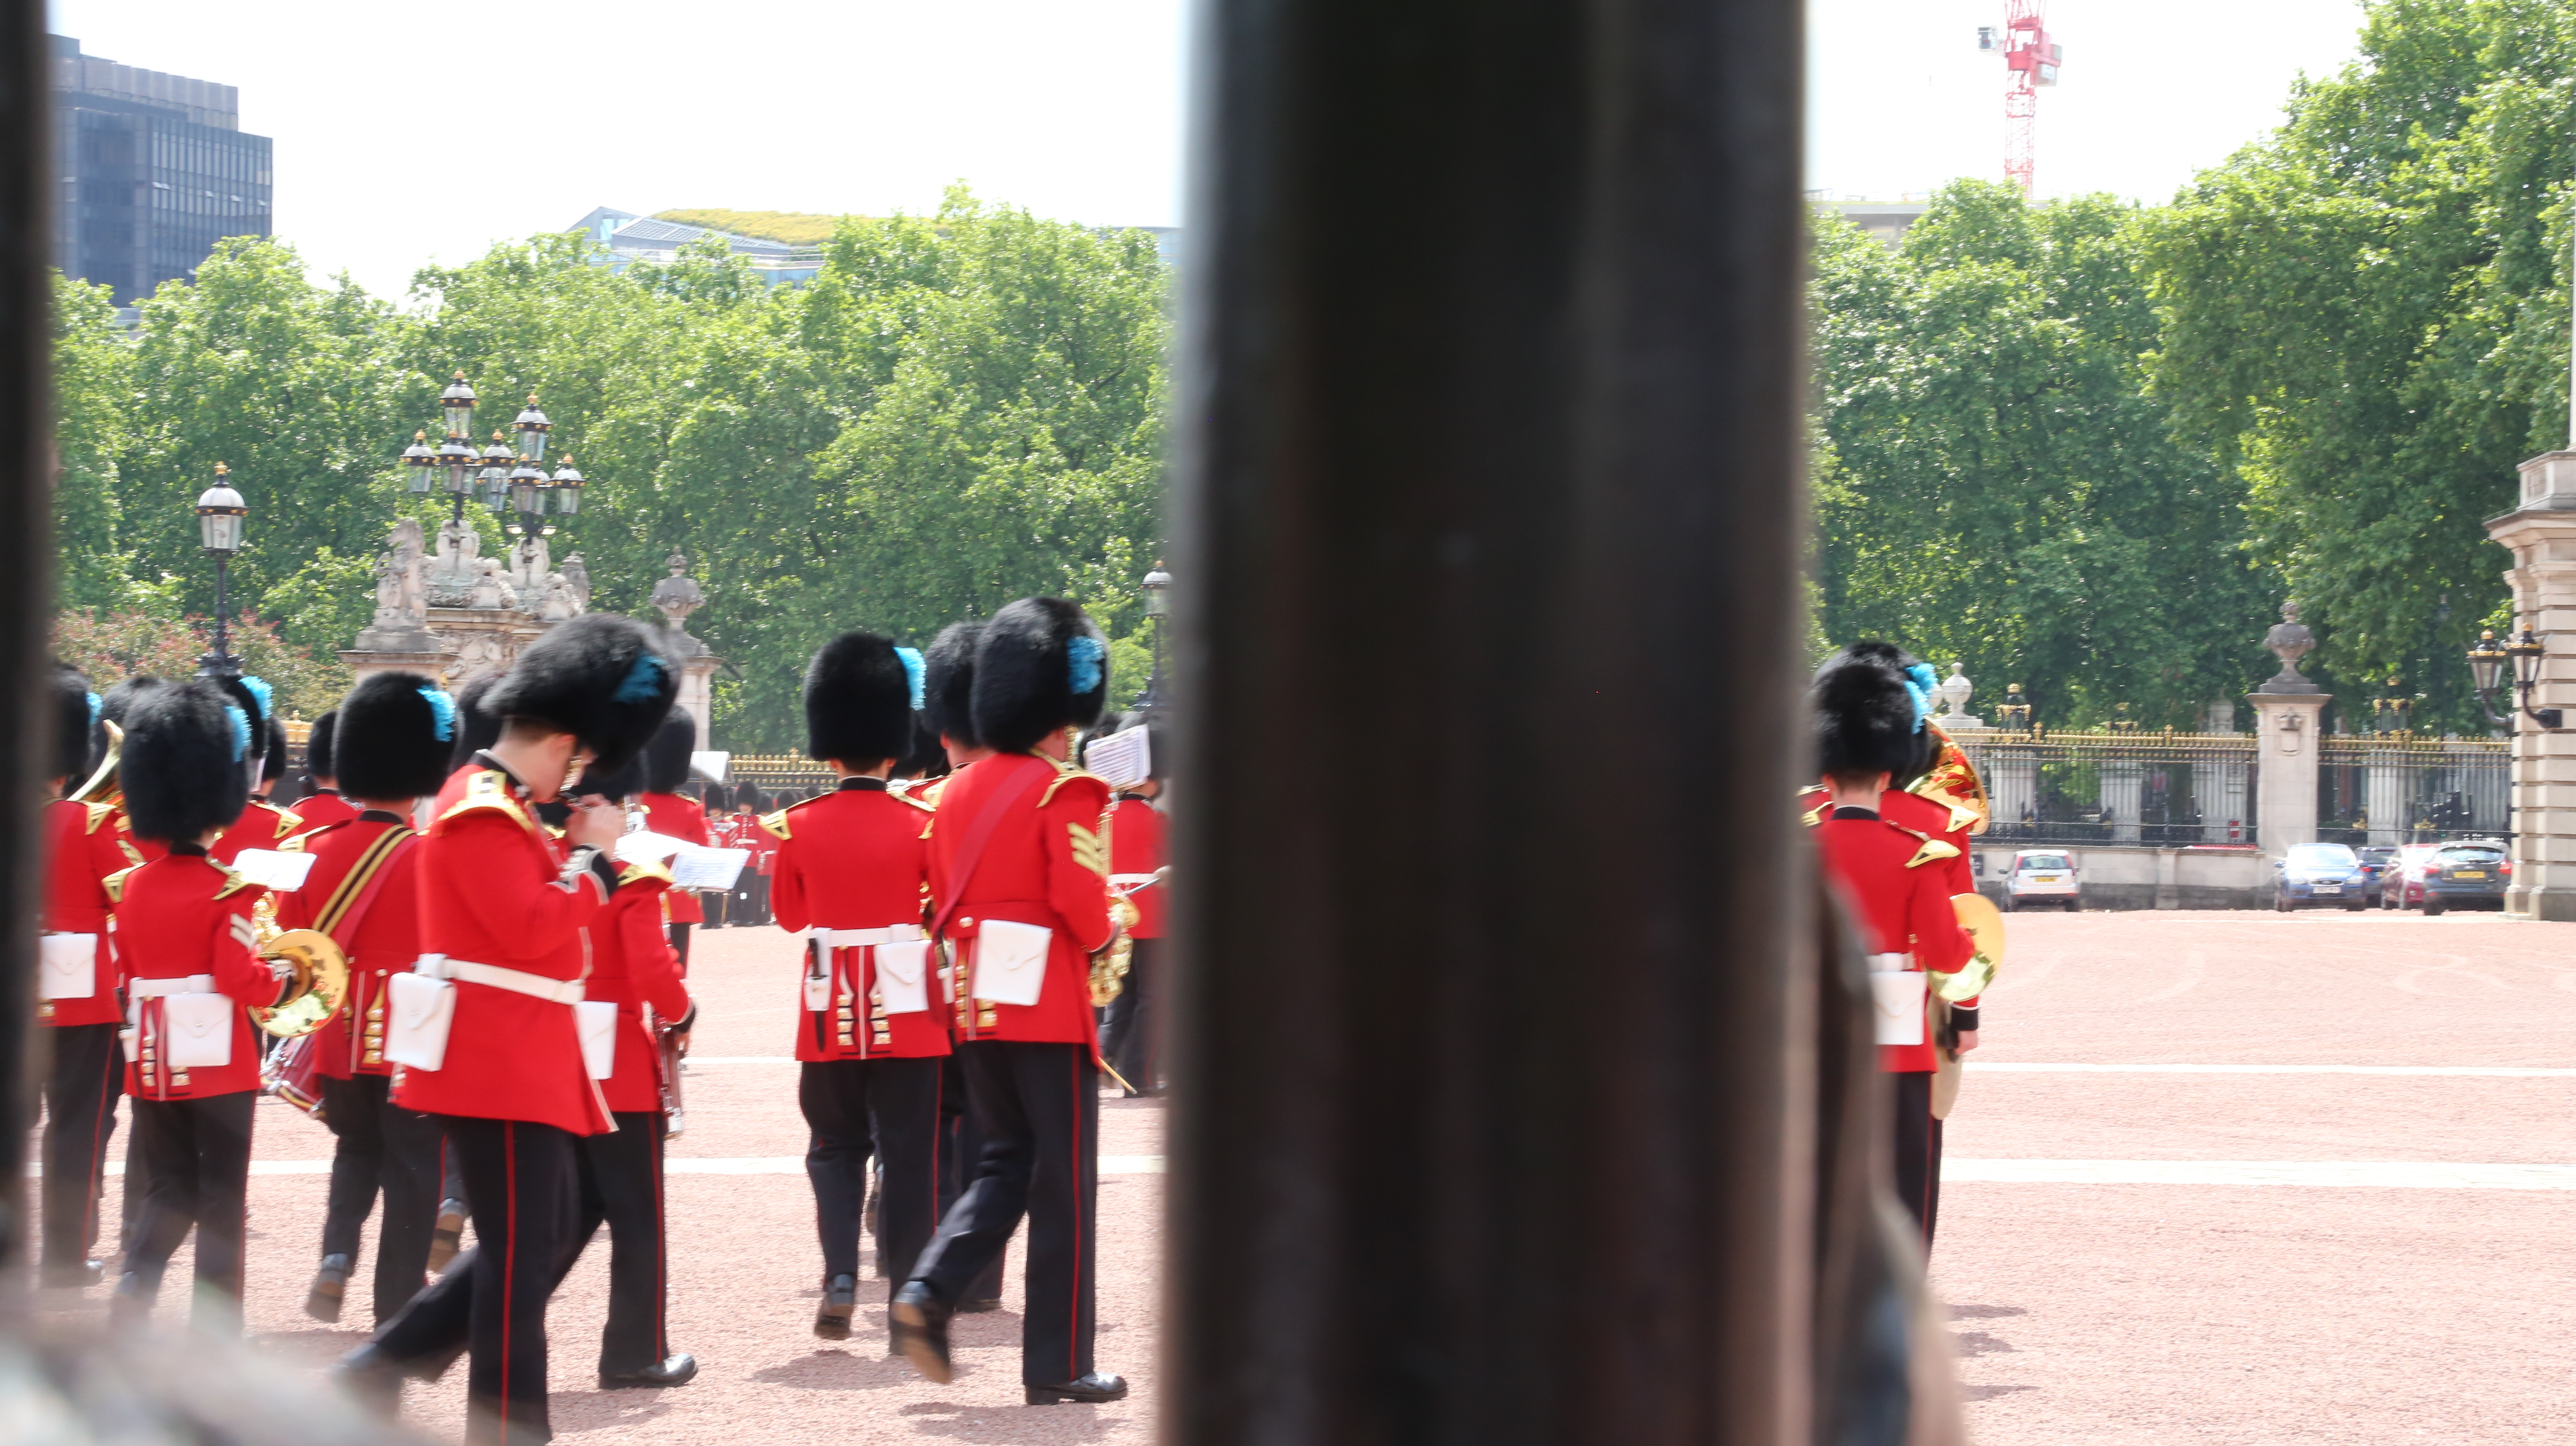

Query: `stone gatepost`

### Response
(2247, 602, 2329, 859)
(2484, 453, 2576, 919)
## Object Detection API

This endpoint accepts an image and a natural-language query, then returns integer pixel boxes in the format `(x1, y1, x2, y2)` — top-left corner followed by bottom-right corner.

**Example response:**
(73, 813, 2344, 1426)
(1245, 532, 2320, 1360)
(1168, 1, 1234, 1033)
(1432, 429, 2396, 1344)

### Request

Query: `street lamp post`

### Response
(1134, 561, 1172, 718)
(194, 462, 247, 679)
(402, 374, 584, 550)
(2468, 625, 2564, 731)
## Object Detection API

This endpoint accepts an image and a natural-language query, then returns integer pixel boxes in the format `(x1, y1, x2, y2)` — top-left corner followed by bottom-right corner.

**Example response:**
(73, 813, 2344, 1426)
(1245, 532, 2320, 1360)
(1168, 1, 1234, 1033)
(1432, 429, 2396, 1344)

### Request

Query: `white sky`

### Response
(51, 0, 2368, 298)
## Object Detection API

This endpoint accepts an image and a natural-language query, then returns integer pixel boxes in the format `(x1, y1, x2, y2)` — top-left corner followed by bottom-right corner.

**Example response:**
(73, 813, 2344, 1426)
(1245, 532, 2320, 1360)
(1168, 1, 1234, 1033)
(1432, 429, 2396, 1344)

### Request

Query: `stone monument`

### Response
(2246, 601, 2329, 859)
(1929, 661, 1981, 731)
(2484, 451, 2576, 918)
(650, 551, 722, 750)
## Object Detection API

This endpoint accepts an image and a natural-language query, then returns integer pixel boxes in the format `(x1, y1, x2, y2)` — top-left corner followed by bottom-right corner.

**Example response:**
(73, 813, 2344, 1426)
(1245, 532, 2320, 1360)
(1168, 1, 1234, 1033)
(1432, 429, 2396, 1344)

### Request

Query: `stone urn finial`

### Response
(2258, 600, 2318, 693)
(1930, 661, 1981, 729)
(651, 550, 707, 634)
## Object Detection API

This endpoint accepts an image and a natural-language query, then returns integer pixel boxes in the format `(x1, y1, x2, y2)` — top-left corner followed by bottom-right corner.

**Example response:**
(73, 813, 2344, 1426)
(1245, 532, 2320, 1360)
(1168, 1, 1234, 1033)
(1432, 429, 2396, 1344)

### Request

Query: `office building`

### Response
(51, 35, 273, 305)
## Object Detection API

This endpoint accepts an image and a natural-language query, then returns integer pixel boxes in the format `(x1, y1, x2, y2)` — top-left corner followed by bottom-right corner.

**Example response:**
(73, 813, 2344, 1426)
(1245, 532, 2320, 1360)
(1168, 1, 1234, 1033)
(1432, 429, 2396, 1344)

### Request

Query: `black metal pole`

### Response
(0, 0, 58, 1275)
(1168, 0, 1817, 1440)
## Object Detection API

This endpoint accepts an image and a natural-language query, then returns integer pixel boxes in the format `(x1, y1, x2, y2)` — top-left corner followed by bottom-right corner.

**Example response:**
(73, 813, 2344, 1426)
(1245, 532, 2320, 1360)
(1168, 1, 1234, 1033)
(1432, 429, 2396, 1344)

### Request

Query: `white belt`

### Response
(130, 974, 218, 998)
(416, 955, 584, 1005)
(1864, 952, 1912, 973)
(811, 925, 925, 948)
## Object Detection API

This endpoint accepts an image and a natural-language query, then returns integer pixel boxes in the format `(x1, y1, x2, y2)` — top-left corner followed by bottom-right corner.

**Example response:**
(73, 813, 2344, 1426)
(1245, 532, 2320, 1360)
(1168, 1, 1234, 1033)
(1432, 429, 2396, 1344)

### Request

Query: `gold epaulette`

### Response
(1883, 818, 1962, 869)
(439, 770, 533, 831)
(278, 832, 309, 853)
(1037, 761, 1110, 810)
(619, 860, 676, 888)
(1909, 724, 1991, 835)
(102, 863, 138, 904)
(759, 801, 805, 840)
(1795, 786, 1830, 828)
(267, 803, 304, 840)
(889, 781, 938, 815)
(213, 863, 258, 900)
(83, 802, 118, 835)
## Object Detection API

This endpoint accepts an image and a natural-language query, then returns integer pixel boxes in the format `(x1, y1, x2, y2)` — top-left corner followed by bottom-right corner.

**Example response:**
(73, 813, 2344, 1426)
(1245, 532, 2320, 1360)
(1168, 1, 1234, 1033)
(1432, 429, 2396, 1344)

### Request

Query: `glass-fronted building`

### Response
(51, 35, 273, 305)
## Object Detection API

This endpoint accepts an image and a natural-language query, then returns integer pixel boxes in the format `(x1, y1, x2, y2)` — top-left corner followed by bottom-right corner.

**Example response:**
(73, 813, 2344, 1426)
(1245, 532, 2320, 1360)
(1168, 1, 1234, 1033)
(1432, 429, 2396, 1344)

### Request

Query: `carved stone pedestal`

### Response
(2485, 453, 2576, 920)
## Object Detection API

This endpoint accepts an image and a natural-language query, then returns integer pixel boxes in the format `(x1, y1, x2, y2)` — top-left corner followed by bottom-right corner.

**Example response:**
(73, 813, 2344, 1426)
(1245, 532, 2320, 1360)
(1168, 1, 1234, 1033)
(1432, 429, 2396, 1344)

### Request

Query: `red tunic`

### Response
(766, 781, 947, 1060)
(391, 762, 614, 1136)
(113, 851, 271, 1099)
(639, 791, 709, 924)
(290, 790, 362, 835)
(925, 753, 1115, 1048)
(40, 799, 124, 1028)
(1811, 807, 1974, 1073)
(587, 863, 693, 1113)
(1107, 795, 1167, 940)
(209, 798, 305, 865)
(276, 814, 423, 1079)
(1802, 783, 1983, 1017)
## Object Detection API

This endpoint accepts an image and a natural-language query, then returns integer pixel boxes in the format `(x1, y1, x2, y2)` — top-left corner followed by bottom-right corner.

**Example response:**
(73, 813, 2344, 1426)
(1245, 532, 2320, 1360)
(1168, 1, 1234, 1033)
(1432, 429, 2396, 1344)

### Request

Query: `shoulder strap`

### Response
(314, 826, 418, 941)
(926, 755, 1055, 943)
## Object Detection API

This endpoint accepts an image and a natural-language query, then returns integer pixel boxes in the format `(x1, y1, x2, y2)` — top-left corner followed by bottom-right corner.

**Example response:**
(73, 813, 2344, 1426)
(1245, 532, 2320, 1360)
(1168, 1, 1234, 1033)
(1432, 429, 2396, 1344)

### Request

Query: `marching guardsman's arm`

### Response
(1905, 860, 1974, 977)
(205, 888, 289, 1008)
(617, 872, 695, 1025)
(1042, 773, 1117, 953)
(766, 829, 810, 934)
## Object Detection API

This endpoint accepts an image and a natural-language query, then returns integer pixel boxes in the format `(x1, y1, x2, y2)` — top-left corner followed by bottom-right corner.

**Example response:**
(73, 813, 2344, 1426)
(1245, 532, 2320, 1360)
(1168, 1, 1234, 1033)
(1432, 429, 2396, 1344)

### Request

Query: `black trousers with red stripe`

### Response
(318, 1072, 445, 1323)
(372, 1113, 671, 1393)
(1890, 1069, 1942, 1248)
(909, 1040, 1102, 1386)
(126, 1091, 256, 1332)
(801, 1057, 942, 1290)
(37, 1020, 123, 1271)
(421, 1115, 579, 1446)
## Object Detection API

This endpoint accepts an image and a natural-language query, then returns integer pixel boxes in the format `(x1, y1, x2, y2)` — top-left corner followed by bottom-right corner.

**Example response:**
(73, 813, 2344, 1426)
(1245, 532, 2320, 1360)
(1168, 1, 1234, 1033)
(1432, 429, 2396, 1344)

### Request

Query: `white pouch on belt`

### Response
(383, 970, 457, 1070)
(162, 992, 235, 1069)
(1870, 970, 1928, 1047)
(970, 920, 1052, 1007)
(575, 999, 618, 1080)
(875, 940, 932, 1014)
(38, 933, 97, 1000)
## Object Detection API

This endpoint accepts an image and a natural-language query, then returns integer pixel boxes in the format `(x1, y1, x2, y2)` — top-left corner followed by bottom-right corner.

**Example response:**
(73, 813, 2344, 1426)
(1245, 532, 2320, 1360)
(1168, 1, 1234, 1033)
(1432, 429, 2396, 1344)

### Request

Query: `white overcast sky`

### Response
(52, 0, 2368, 298)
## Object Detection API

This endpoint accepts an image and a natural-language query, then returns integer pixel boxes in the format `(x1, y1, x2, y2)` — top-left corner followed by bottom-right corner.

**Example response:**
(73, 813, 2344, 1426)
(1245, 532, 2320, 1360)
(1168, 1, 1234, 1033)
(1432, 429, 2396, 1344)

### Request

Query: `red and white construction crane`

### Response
(1977, 4, 2064, 197)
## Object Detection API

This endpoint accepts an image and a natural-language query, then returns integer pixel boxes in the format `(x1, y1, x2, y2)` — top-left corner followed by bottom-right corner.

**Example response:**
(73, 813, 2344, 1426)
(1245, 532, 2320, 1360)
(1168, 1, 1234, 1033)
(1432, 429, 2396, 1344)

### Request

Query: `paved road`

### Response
(38, 910, 2575, 1442)
(1940, 910, 2576, 1444)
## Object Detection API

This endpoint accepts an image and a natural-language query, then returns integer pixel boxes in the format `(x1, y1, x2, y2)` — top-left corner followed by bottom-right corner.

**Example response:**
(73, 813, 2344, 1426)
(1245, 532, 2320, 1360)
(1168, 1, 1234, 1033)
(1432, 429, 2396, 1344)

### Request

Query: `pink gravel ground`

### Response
(36, 910, 2576, 1442)
(1940, 910, 2576, 1444)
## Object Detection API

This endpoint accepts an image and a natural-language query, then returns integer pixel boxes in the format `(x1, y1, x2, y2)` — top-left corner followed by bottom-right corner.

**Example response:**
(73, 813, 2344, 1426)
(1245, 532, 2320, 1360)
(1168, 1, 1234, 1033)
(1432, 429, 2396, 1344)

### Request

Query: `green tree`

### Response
(1813, 181, 2272, 727)
(51, 274, 140, 611)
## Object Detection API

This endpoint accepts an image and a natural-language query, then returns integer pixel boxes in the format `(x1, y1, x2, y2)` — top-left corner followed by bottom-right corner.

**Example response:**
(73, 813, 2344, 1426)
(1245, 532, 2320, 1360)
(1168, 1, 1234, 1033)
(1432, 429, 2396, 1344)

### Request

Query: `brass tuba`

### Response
(251, 900, 351, 1038)
(71, 719, 122, 805)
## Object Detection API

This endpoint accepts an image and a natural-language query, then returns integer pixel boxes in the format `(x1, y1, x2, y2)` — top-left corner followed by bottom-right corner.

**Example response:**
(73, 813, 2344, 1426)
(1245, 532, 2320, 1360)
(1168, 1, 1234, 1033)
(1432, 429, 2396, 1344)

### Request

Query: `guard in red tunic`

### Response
(1091, 715, 1168, 1096)
(291, 707, 364, 834)
(278, 673, 453, 1326)
(209, 677, 304, 865)
(346, 615, 678, 1445)
(638, 711, 710, 967)
(1805, 657, 1975, 1247)
(36, 665, 120, 1290)
(107, 680, 298, 1332)
(765, 632, 949, 1340)
(892, 599, 1127, 1405)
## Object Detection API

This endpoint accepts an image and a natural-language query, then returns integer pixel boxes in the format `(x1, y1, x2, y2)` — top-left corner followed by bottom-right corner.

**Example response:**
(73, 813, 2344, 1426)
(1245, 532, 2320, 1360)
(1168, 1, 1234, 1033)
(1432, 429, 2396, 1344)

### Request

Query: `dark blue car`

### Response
(2420, 841, 2509, 915)
(2274, 842, 2367, 912)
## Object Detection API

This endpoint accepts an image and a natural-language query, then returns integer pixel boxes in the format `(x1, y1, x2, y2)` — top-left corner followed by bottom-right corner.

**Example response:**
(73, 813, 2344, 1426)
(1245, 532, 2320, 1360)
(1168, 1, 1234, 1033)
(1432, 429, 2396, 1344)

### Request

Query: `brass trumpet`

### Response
(253, 904, 351, 1038)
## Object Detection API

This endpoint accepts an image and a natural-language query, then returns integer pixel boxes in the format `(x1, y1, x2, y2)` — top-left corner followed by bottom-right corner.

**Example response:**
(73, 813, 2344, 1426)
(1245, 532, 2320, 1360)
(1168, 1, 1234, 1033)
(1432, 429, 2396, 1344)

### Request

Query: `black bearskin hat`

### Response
(922, 620, 983, 748)
(487, 615, 678, 777)
(1811, 661, 1920, 784)
(262, 718, 290, 783)
(1814, 641, 1937, 784)
(99, 674, 167, 728)
(123, 680, 253, 844)
(735, 785, 767, 814)
(971, 598, 1109, 755)
(336, 672, 460, 802)
(50, 663, 97, 787)
(449, 673, 507, 768)
(645, 708, 697, 794)
(898, 713, 950, 780)
(804, 632, 917, 766)
(306, 709, 339, 781)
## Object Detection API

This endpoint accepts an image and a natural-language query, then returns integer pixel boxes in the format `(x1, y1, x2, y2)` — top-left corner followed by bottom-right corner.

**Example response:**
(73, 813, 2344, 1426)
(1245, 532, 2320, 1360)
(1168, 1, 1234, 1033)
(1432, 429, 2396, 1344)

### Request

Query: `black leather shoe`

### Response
(38, 1260, 104, 1290)
(1027, 1373, 1128, 1405)
(306, 1253, 353, 1322)
(814, 1274, 857, 1340)
(889, 1282, 954, 1384)
(599, 1353, 697, 1390)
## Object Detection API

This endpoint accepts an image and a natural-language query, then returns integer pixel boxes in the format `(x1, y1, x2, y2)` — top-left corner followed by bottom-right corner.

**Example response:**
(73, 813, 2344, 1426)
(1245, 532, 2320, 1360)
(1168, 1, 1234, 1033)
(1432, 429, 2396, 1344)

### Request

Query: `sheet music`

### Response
(690, 750, 731, 783)
(670, 844, 749, 892)
(614, 831, 689, 864)
(1084, 727, 1152, 788)
(231, 848, 318, 891)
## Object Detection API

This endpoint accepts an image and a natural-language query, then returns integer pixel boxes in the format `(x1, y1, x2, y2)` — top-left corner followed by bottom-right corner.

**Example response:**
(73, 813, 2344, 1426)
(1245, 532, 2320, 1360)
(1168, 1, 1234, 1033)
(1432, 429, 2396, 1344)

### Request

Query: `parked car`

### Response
(2004, 850, 2080, 911)
(2381, 843, 2445, 909)
(2418, 840, 2510, 915)
(2275, 842, 2368, 911)
(2355, 845, 2399, 903)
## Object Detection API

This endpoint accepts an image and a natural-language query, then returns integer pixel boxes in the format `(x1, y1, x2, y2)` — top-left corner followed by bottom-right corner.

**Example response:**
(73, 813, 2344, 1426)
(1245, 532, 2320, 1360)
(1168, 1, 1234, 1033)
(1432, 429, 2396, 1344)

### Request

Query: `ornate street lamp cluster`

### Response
(2467, 625, 2562, 731)
(398, 372, 587, 538)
